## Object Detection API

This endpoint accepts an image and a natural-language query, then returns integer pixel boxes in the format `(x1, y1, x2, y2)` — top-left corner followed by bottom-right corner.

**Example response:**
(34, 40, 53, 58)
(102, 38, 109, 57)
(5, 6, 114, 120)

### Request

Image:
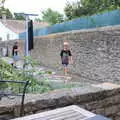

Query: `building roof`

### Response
(0, 19, 49, 34)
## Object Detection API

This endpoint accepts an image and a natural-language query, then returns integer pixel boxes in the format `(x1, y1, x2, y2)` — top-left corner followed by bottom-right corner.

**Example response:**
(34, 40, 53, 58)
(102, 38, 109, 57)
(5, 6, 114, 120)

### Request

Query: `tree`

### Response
(41, 8, 64, 25)
(14, 13, 24, 20)
(35, 18, 42, 22)
(81, 0, 120, 13)
(0, 7, 13, 19)
(64, 2, 74, 20)
(0, 0, 13, 19)
(0, 0, 6, 8)
(64, 0, 120, 20)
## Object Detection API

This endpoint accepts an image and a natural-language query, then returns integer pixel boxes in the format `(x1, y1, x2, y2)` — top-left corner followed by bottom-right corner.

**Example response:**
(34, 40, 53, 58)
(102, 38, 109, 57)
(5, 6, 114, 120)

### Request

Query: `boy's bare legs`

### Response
(64, 66, 68, 76)
(12, 60, 17, 68)
(14, 61, 16, 67)
(63, 66, 68, 83)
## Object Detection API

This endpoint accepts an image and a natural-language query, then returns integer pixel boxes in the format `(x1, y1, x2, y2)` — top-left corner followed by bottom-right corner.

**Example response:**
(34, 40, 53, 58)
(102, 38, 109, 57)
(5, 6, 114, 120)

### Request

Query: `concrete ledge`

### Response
(0, 83, 120, 119)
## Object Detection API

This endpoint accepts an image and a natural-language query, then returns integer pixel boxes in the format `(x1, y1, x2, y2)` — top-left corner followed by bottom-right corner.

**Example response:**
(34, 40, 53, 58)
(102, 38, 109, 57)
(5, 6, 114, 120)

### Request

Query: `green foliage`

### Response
(35, 18, 42, 22)
(49, 81, 82, 90)
(24, 56, 39, 68)
(0, 57, 83, 95)
(64, 2, 74, 20)
(0, 7, 13, 19)
(0, 0, 13, 19)
(41, 8, 64, 25)
(14, 13, 24, 20)
(0, 0, 7, 7)
(64, 0, 120, 20)
(0, 58, 17, 80)
(0, 58, 51, 94)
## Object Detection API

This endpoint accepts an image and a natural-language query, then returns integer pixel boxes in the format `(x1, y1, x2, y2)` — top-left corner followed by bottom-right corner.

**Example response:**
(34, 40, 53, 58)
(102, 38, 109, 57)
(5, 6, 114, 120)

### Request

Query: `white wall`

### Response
(0, 22, 18, 41)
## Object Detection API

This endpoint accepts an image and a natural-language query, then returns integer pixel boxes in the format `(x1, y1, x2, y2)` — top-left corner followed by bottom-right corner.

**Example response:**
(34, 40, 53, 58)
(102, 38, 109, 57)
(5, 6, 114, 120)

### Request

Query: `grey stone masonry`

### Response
(33, 25, 120, 83)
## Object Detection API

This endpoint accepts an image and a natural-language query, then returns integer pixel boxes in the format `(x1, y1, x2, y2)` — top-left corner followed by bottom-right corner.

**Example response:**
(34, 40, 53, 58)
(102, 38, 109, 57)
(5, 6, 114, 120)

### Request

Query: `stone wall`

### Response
(0, 40, 24, 58)
(31, 25, 120, 84)
(1, 26, 120, 83)
(0, 84, 120, 120)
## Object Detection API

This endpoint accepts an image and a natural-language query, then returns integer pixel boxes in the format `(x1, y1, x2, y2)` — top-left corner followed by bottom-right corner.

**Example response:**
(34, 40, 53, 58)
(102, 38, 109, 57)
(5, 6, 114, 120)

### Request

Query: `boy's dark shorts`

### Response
(62, 63, 68, 67)
(12, 55, 19, 61)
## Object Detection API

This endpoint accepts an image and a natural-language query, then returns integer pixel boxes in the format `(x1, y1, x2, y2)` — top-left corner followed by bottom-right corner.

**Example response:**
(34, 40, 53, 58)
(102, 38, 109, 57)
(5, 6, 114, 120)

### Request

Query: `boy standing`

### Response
(60, 42, 73, 76)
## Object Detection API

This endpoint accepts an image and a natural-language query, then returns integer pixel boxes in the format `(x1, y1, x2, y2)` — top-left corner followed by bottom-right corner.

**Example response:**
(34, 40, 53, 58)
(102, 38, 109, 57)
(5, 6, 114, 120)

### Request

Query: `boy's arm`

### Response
(69, 56, 73, 64)
(15, 46, 20, 52)
(14, 48, 19, 52)
(14, 49, 18, 52)
(69, 50, 73, 64)
(60, 50, 63, 57)
(13, 45, 18, 51)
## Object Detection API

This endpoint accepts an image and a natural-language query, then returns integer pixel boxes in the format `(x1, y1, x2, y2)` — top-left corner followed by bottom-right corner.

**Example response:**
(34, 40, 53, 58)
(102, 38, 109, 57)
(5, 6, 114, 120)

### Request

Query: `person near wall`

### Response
(11, 41, 20, 68)
(60, 41, 73, 76)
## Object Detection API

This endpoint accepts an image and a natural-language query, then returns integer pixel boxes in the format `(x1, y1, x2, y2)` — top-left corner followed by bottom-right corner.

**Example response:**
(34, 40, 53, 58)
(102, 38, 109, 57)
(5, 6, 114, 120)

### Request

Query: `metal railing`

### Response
(0, 80, 29, 117)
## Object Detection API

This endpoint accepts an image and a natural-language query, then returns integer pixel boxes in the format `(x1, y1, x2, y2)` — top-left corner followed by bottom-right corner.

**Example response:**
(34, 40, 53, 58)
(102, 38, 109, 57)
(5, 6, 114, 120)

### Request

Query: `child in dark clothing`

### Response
(60, 42, 73, 75)
(11, 41, 19, 67)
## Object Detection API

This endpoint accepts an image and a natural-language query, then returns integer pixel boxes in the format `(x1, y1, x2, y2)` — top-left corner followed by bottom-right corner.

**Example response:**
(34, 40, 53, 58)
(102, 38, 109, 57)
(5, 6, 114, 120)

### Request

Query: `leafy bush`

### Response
(0, 58, 52, 94)
(0, 57, 83, 95)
